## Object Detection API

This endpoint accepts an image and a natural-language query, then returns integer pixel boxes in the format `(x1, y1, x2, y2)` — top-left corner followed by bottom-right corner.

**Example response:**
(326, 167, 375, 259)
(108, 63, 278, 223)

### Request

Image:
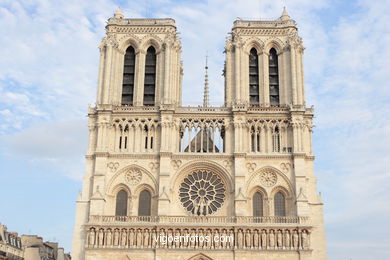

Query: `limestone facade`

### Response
(72, 8, 327, 260)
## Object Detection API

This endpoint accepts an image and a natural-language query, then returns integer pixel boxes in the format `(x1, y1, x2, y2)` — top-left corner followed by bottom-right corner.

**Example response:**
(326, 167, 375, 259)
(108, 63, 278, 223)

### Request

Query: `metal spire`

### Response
(203, 53, 210, 107)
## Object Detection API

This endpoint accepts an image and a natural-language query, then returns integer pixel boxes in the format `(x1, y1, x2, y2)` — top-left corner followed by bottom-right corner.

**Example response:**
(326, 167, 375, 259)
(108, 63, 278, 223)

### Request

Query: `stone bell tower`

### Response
(72, 8, 326, 260)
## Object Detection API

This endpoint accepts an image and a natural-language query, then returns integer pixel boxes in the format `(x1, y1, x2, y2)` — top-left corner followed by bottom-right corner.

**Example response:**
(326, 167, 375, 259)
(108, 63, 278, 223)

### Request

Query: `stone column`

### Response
(134, 50, 146, 106)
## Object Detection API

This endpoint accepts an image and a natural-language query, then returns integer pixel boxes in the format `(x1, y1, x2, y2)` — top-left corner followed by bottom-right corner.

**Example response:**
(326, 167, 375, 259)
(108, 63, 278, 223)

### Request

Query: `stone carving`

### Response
(259, 170, 277, 187)
(136, 229, 142, 248)
(237, 229, 243, 249)
(106, 229, 112, 246)
(284, 230, 290, 248)
(179, 170, 226, 216)
(261, 230, 267, 248)
(144, 229, 150, 248)
(277, 230, 283, 248)
(129, 229, 135, 247)
(280, 162, 291, 173)
(125, 168, 142, 185)
(269, 230, 275, 248)
(98, 229, 104, 246)
(107, 162, 120, 172)
(245, 229, 251, 249)
(171, 160, 182, 170)
(302, 230, 309, 249)
(149, 162, 159, 172)
(293, 230, 299, 248)
(246, 162, 256, 173)
(87, 227, 310, 250)
(114, 229, 119, 246)
(253, 230, 259, 248)
(121, 229, 127, 247)
(223, 160, 231, 168)
(88, 229, 95, 246)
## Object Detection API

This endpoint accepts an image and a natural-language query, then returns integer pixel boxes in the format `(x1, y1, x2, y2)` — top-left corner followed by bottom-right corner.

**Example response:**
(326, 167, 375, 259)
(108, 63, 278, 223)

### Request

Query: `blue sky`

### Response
(0, 0, 389, 259)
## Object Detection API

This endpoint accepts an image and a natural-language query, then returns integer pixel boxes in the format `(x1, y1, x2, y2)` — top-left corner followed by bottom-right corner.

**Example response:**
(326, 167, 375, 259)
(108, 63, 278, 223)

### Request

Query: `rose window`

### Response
(179, 170, 226, 216)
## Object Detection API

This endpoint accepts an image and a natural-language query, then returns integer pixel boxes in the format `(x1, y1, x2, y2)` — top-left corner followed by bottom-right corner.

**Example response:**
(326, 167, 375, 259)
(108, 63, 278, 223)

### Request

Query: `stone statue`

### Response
(159, 229, 166, 248)
(221, 229, 227, 249)
(114, 229, 119, 246)
(237, 229, 243, 249)
(284, 230, 290, 249)
(182, 229, 189, 248)
(205, 229, 212, 249)
(121, 229, 127, 247)
(88, 229, 95, 246)
(293, 230, 299, 249)
(228, 230, 234, 249)
(106, 229, 112, 246)
(174, 229, 180, 249)
(167, 229, 173, 248)
(277, 230, 283, 248)
(214, 229, 220, 249)
(198, 229, 204, 249)
(253, 230, 259, 249)
(269, 230, 275, 248)
(261, 230, 267, 248)
(144, 229, 150, 248)
(190, 229, 196, 249)
(151, 229, 157, 248)
(98, 229, 104, 246)
(302, 230, 309, 249)
(128, 229, 135, 248)
(245, 229, 251, 249)
(136, 229, 143, 248)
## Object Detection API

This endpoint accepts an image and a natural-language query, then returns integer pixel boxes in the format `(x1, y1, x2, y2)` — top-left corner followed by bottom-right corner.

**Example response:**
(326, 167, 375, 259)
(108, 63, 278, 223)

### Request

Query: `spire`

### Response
(203, 53, 210, 107)
(280, 7, 290, 21)
(114, 7, 124, 19)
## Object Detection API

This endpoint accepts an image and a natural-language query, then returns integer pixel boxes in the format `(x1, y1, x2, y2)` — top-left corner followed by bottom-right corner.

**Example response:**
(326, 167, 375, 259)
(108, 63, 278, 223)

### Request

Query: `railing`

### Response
(89, 215, 309, 225)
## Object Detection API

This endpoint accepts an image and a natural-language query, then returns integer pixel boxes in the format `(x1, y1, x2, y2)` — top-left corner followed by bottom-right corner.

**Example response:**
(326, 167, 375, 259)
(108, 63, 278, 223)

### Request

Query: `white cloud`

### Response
(2, 119, 88, 180)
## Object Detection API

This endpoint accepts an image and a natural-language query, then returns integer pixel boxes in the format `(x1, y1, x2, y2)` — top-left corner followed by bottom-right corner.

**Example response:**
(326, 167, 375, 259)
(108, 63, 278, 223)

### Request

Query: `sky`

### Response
(0, 0, 389, 259)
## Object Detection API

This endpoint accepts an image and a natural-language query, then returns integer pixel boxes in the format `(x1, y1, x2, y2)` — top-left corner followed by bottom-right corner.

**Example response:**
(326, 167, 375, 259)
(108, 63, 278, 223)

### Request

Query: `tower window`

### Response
(122, 46, 135, 106)
(143, 46, 156, 106)
(138, 190, 151, 216)
(115, 190, 128, 216)
(269, 48, 279, 106)
(253, 192, 263, 217)
(249, 48, 260, 106)
(274, 192, 286, 216)
(272, 126, 281, 152)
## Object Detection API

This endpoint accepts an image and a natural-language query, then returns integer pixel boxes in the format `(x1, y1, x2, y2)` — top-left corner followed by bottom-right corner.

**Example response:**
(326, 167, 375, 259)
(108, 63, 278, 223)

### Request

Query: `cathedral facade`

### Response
(72, 8, 327, 260)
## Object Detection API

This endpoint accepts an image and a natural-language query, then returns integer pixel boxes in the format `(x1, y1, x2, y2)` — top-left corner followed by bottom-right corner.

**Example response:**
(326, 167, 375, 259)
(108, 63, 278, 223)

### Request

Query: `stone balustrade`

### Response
(89, 215, 309, 225)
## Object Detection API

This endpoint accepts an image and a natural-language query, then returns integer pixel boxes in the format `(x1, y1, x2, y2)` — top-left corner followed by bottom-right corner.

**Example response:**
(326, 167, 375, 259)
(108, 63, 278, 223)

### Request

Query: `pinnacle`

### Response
(280, 7, 290, 21)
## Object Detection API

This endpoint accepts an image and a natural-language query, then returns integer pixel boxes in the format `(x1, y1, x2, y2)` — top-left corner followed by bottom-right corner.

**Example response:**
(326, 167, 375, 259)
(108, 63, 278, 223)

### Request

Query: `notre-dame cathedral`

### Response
(72, 8, 327, 260)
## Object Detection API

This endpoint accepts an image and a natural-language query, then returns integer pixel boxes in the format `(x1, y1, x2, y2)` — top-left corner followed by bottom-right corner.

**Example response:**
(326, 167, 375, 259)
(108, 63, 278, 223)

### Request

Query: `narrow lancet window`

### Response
(249, 48, 260, 105)
(253, 192, 263, 217)
(115, 190, 128, 216)
(122, 46, 135, 105)
(274, 192, 286, 216)
(138, 190, 151, 216)
(269, 48, 280, 105)
(144, 46, 156, 106)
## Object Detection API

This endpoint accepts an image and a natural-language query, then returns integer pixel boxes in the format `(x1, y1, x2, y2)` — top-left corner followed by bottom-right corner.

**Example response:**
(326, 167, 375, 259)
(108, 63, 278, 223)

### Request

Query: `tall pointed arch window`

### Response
(144, 46, 156, 106)
(269, 48, 280, 106)
(249, 48, 260, 106)
(115, 190, 128, 216)
(274, 191, 286, 216)
(272, 126, 281, 152)
(252, 192, 263, 217)
(122, 46, 136, 105)
(138, 190, 151, 216)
